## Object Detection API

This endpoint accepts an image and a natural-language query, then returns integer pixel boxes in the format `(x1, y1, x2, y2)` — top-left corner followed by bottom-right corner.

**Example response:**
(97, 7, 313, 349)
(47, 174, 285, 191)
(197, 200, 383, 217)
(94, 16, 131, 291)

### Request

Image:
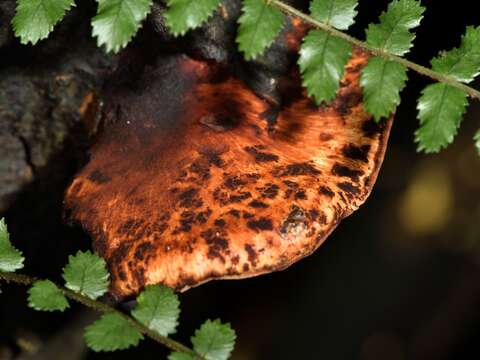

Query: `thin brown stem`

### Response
(269, 0, 480, 101)
(0, 272, 203, 359)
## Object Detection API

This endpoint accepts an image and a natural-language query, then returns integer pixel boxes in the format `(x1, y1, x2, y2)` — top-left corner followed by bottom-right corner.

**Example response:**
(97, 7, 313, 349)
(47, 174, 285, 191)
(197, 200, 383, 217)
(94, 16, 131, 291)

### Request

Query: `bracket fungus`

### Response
(65, 16, 392, 299)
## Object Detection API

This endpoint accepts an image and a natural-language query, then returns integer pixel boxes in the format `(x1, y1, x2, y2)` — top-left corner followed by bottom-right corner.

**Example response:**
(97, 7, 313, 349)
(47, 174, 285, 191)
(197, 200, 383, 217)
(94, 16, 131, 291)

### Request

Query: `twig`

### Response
(269, 0, 480, 101)
(0, 271, 204, 359)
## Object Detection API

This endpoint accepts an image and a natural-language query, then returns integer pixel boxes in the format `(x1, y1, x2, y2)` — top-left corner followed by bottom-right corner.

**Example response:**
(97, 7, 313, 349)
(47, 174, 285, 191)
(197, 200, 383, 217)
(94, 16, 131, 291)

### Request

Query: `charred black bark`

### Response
(0, 1, 112, 212)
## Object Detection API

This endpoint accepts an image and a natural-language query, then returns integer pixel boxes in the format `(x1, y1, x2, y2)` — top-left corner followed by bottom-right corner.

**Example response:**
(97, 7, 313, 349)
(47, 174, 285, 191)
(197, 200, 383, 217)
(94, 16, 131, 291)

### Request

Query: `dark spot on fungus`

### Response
(229, 191, 252, 203)
(284, 189, 293, 199)
(258, 183, 279, 199)
(260, 107, 279, 129)
(207, 153, 225, 168)
(199, 114, 238, 132)
(214, 218, 226, 228)
(92, 230, 108, 257)
(231, 255, 240, 265)
(244, 244, 258, 266)
(159, 212, 170, 222)
(248, 200, 269, 208)
(110, 240, 135, 270)
(319, 186, 335, 197)
(308, 209, 319, 220)
(332, 163, 363, 181)
(318, 213, 328, 225)
(196, 208, 212, 224)
(181, 242, 194, 254)
(198, 147, 227, 168)
(279, 162, 320, 177)
(176, 210, 196, 233)
(213, 188, 228, 204)
(243, 212, 254, 219)
(342, 144, 370, 163)
(201, 229, 229, 263)
(132, 267, 146, 288)
(247, 218, 273, 232)
(362, 119, 383, 137)
(333, 90, 362, 116)
(179, 276, 197, 289)
(117, 219, 142, 236)
(337, 182, 360, 195)
(319, 133, 333, 141)
(134, 242, 153, 260)
(188, 159, 211, 180)
(179, 188, 202, 208)
(227, 209, 241, 218)
(245, 146, 279, 162)
(283, 180, 299, 189)
(224, 176, 246, 190)
(178, 170, 188, 179)
(295, 191, 307, 200)
(280, 205, 307, 236)
(246, 173, 261, 181)
(88, 170, 111, 184)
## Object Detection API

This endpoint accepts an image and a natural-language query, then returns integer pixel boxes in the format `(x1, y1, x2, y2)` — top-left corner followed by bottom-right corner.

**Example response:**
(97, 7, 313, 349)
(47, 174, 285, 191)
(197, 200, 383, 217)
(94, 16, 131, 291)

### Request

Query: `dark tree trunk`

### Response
(0, 0, 114, 213)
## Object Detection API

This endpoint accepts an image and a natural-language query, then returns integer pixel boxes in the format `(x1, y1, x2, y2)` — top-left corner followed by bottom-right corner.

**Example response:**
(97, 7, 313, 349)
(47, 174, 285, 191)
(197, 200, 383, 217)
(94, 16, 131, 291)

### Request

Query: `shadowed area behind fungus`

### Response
(64, 44, 392, 299)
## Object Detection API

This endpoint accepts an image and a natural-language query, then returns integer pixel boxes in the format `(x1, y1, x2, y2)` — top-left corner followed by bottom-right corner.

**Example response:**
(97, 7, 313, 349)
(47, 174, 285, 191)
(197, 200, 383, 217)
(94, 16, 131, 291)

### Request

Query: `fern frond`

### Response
(416, 26, 480, 152)
(298, 0, 358, 104)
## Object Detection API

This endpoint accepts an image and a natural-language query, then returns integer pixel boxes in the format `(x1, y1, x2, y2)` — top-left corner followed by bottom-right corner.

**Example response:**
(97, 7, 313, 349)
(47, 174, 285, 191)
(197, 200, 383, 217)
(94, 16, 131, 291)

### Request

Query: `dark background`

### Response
(1, 0, 479, 359)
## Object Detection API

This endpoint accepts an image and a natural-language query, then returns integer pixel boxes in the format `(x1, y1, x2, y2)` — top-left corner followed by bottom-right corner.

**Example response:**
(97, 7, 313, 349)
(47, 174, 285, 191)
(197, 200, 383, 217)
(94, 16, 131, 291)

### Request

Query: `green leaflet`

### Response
(168, 353, 194, 360)
(92, 0, 153, 53)
(0, 218, 24, 273)
(365, 0, 425, 56)
(310, 0, 358, 30)
(430, 26, 480, 83)
(131, 285, 180, 336)
(62, 250, 109, 300)
(168, 319, 236, 359)
(415, 83, 468, 153)
(237, 0, 285, 60)
(299, 0, 357, 105)
(299, 30, 352, 104)
(360, 57, 407, 120)
(28, 280, 69, 312)
(84, 313, 143, 351)
(192, 319, 236, 360)
(164, 0, 222, 36)
(474, 130, 480, 156)
(416, 26, 480, 153)
(362, 0, 423, 120)
(12, 0, 75, 45)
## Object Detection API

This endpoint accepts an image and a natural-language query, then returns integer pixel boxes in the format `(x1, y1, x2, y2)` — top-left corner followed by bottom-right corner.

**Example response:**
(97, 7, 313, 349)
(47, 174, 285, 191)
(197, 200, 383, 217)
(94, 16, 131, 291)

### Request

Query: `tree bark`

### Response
(0, 1, 112, 213)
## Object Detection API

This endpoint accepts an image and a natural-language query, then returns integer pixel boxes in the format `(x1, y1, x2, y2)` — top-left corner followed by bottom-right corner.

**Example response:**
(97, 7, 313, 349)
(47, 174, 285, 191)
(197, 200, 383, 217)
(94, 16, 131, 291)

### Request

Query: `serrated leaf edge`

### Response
(164, 0, 222, 37)
(12, 0, 76, 45)
(91, 0, 153, 53)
